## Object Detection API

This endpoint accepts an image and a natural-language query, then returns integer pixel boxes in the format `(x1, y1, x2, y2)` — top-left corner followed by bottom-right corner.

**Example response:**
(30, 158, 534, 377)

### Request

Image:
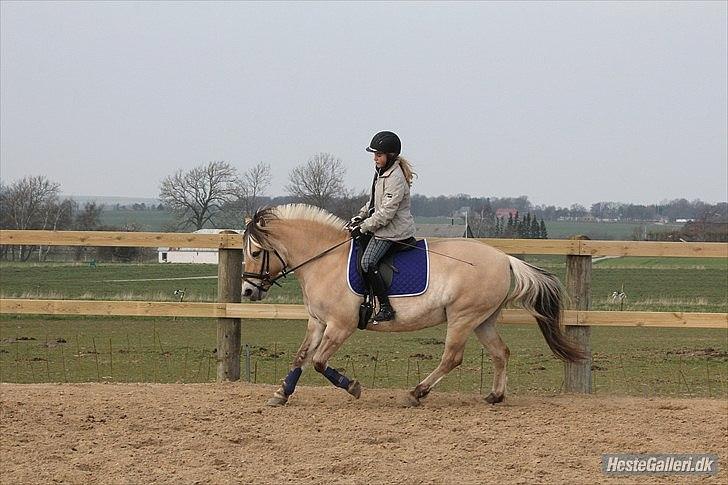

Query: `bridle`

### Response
(242, 244, 289, 293)
(242, 236, 352, 293)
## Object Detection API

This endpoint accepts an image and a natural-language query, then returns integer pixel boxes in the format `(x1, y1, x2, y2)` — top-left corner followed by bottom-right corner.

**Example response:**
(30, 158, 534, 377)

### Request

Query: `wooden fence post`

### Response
(564, 235, 592, 393)
(217, 234, 243, 381)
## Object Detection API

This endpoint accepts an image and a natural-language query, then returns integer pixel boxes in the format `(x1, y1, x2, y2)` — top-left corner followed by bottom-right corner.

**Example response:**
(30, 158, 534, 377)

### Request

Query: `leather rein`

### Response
(242, 237, 352, 292)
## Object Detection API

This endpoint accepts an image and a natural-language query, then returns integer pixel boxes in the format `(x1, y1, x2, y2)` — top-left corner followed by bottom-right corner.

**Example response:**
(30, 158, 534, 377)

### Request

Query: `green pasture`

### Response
(1, 257, 725, 312)
(414, 217, 683, 240)
(526, 255, 728, 313)
(0, 257, 726, 397)
(542, 221, 682, 240)
(99, 208, 175, 231)
(0, 262, 220, 302)
(1, 316, 725, 399)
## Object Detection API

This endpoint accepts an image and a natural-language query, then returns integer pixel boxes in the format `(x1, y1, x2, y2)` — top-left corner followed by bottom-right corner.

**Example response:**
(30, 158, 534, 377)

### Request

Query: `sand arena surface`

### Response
(1, 383, 726, 484)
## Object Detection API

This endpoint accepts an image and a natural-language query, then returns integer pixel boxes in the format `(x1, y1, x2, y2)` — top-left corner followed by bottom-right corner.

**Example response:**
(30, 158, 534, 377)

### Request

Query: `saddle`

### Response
(354, 234, 417, 289)
(348, 235, 430, 329)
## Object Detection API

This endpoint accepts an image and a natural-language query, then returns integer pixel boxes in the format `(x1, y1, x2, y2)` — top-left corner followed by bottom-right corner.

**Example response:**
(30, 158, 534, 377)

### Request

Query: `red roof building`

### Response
(495, 208, 518, 219)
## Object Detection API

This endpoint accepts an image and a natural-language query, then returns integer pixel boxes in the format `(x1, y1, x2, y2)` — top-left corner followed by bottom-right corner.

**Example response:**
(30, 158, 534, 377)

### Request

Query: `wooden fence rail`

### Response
(2, 299, 726, 328)
(1, 229, 726, 392)
(1, 229, 727, 257)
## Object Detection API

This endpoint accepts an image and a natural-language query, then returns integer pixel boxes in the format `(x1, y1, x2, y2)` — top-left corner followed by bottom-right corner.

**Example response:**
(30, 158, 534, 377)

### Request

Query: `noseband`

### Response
(243, 248, 288, 293)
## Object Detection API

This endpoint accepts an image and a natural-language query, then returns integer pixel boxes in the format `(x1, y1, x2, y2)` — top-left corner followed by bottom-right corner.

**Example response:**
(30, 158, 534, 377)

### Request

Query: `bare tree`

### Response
(159, 161, 238, 230)
(0, 175, 62, 260)
(329, 187, 369, 220)
(286, 153, 346, 210)
(0, 183, 9, 230)
(72, 202, 103, 261)
(0, 183, 8, 260)
(74, 202, 102, 230)
(38, 198, 76, 261)
(231, 162, 272, 221)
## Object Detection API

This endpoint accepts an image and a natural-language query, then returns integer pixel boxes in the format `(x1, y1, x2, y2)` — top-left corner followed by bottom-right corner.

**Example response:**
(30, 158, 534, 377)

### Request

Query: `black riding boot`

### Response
(366, 270, 396, 322)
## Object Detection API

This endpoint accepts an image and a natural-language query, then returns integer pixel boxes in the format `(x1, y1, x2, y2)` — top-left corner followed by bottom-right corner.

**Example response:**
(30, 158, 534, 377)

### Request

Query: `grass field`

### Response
(1, 256, 726, 397)
(527, 255, 728, 313)
(0, 262, 220, 302)
(2, 256, 725, 312)
(99, 208, 176, 231)
(1, 316, 725, 399)
(541, 220, 683, 240)
(415, 216, 683, 240)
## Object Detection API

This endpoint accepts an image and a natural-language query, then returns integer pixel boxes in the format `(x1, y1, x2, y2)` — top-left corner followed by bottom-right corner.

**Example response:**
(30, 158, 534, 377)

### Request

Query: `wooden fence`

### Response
(1, 229, 726, 392)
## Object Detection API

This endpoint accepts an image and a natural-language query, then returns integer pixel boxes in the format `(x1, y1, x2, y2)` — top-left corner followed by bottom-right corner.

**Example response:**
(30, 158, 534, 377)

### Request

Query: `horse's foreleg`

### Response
(311, 324, 360, 399)
(267, 317, 324, 406)
(408, 322, 471, 406)
(473, 312, 510, 404)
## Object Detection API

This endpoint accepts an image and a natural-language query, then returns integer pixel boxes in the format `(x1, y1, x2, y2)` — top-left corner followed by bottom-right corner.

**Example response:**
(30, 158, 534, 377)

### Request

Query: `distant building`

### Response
(158, 229, 243, 263)
(495, 208, 518, 219)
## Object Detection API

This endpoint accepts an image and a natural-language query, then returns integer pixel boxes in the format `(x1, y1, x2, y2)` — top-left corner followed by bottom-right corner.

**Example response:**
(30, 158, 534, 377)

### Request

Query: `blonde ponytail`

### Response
(396, 156, 417, 187)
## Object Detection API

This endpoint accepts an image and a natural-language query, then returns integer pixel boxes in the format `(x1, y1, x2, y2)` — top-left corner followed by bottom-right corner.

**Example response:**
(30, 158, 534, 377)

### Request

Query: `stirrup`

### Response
(373, 304, 396, 322)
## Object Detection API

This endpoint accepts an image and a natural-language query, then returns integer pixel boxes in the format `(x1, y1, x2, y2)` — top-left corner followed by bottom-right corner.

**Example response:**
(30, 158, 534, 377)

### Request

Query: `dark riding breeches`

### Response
(361, 237, 393, 273)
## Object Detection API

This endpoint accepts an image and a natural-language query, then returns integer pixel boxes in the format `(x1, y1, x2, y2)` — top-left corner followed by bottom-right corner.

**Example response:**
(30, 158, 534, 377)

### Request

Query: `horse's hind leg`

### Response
(267, 317, 324, 406)
(473, 310, 510, 404)
(407, 320, 472, 406)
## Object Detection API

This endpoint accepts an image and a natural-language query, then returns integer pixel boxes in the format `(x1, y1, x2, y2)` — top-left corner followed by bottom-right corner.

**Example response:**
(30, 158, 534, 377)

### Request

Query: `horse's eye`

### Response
(251, 250, 261, 258)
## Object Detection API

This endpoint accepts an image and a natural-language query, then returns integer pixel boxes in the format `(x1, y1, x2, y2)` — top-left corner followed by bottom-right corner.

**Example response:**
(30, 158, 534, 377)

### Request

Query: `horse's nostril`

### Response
(243, 288, 252, 297)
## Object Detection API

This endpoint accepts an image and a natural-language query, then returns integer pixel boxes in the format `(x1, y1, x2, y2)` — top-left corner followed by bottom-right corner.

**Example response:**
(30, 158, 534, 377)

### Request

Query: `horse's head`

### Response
(242, 203, 349, 300)
(242, 207, 288, 301)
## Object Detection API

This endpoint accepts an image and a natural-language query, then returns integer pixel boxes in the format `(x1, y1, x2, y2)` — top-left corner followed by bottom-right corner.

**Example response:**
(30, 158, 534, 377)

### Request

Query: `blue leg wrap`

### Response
(323, 366, 351, 390)
(282, 367, 303, 396)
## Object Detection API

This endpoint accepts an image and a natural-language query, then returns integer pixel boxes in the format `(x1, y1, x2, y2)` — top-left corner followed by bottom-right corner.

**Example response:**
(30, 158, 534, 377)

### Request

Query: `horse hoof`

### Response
(404, 392, 421, 407)
(485, 392, 504, 405)
(347, 380, 362, 399)
(266, 395, 288, 407)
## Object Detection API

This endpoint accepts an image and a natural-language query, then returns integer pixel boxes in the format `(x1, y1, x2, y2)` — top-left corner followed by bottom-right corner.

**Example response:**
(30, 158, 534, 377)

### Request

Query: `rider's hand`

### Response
(349, 225, 362, 239)
(349, 216, 363, 227)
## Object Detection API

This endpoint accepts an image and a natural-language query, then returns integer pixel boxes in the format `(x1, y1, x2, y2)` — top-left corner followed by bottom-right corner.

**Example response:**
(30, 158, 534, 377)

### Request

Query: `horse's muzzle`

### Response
(242, 281, 267, 301)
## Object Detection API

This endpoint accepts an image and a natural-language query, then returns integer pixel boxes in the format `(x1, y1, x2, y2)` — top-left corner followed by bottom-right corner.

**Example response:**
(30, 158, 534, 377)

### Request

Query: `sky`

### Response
(1, 1, 726, 207)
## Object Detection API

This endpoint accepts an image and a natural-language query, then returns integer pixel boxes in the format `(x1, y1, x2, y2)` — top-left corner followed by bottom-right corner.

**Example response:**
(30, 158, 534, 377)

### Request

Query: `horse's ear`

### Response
(250, 210, 262, 227)
(251, 206, 273, 230)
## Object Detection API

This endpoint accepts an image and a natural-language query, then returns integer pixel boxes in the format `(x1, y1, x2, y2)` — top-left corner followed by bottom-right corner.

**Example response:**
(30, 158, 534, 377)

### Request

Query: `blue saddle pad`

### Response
(347, 239, 430, 298)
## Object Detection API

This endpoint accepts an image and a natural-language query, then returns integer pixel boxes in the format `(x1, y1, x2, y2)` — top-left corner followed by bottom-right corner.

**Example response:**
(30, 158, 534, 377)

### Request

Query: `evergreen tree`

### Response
(515, 212, 523, 238)
(539, 219, 547, 239)
(523, 212, 531, 238)
(530, 216, 539, 239)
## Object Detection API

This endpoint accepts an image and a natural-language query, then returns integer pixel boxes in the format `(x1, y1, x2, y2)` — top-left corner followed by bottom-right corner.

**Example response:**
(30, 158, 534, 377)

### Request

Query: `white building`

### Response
(158, 229, 243, 264)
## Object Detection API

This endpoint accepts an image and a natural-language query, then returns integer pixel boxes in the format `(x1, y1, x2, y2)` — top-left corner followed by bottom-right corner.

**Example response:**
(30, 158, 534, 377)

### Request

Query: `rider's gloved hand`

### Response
(349, 225, 363, 239)
(348, 216, 363, 228)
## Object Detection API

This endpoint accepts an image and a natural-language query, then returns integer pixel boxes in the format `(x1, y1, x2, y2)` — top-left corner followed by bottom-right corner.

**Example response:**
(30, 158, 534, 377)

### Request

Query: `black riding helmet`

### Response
(366, 131, 401, 156)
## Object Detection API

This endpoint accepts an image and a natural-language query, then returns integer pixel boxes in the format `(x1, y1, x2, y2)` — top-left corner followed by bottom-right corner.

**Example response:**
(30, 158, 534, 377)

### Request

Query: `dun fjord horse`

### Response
(242, 204, 584, 406)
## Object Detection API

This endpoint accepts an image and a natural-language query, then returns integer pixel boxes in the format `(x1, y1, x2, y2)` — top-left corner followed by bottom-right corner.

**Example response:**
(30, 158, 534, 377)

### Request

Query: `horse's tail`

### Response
(506, 256, 586, 362)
